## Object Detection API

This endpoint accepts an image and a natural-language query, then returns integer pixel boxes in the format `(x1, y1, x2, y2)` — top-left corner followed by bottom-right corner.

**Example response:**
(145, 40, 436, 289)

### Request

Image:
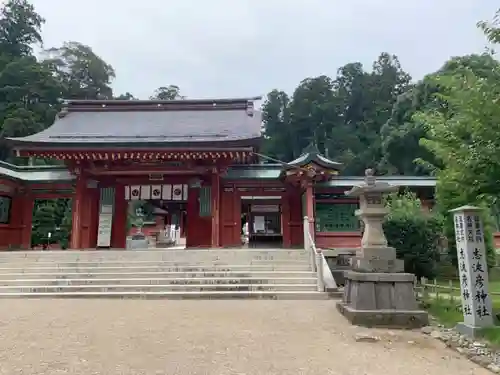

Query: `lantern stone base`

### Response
(350, 246, 405, 273)
(336, 271, 428, 328)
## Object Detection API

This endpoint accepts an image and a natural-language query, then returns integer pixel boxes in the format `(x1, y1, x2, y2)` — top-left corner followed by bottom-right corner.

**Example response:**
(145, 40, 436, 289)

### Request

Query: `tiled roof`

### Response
(0, 162, 73, 182)
(7, 98, 262, 148)
(318, 176, 437, 187)
(226, 164, 437, 186)
(285, 144, 342, 170)
(0, 160, 437, 187)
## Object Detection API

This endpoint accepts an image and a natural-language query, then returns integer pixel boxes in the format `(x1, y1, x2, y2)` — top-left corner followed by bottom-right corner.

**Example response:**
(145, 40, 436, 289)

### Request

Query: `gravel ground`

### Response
(0, 300, 490, 375)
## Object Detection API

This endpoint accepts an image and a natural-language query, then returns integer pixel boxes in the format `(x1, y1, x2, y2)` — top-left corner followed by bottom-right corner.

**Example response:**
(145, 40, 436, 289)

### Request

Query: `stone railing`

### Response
(303, 216, 338, 292)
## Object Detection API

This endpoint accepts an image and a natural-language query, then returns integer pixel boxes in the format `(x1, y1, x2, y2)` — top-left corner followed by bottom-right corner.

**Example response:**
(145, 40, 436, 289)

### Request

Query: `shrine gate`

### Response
(0, 97, 438, 250)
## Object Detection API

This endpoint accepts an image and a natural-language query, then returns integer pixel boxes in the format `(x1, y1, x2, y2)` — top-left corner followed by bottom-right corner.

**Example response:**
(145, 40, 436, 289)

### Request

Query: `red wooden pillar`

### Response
(232, 190, 241, 246)
(282, 188, 291, 248)
(82, 186, 99, 249)
(79, 186, 91, 249)
(111, 184, 127, 249)
(211, 171, 221, 248)
(305, 182, 315, 241)
(70, 175, 86, 249)
(20, 198, 33, 250)
(13, 192, 34, 250)
(186, 186, 203, 247)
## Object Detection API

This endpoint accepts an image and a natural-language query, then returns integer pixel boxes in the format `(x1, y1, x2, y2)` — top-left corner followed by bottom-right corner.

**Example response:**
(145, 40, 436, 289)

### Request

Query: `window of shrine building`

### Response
(315, 203, 360, 232)
(0, 196, 11, 224)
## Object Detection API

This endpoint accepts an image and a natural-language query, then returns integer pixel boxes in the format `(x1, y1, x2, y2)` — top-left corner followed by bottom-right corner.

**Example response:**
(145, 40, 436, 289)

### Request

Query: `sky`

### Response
(24, 0, 500, 100)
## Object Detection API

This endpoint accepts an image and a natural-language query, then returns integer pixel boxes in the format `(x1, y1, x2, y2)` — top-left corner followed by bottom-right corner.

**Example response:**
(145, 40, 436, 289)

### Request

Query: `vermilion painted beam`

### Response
(32, 194, 73, 199)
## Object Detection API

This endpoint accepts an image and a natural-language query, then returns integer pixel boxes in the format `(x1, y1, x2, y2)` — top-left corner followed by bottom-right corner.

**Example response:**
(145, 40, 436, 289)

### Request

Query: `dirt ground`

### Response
(0, 300, 490, 375)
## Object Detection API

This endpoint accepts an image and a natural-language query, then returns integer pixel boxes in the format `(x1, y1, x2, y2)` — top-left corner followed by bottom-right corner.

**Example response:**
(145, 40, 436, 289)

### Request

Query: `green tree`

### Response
(56, 199, 72, 249)
(115, 92, 137, 100)
(331, 54, 411, 174)
(379, 54, 500, 175)
(31, 202, 57, 246)
(44, 41, 116, 99)
(0, 0, 44, 57)
(261, 89, 292, 162)
(0, 0, 62, 162)
(384, 191, 443, 279)
(416, 66, 500, 267)
(150, 85, 184, 100)
(261, 53, 412, 173)
(477, 9, 500, 44)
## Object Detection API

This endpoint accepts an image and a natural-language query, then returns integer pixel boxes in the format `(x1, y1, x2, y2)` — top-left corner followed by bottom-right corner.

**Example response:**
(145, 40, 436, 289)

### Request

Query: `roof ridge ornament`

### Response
(246, 100, 254, 117)
(301, 142, 319, 156)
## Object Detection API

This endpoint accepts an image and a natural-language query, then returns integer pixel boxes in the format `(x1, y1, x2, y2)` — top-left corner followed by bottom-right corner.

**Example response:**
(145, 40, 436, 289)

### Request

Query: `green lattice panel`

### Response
(315, 203, 359, 232)
(199, 187, 211, 217)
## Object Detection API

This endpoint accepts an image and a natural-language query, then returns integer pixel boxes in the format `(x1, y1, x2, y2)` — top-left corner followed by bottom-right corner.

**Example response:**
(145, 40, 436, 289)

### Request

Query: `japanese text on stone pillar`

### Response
(454, 210, 493, 328)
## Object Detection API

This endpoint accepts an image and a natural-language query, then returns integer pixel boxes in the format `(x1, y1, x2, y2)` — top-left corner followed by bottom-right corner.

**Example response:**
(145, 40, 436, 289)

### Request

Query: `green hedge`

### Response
(384, 192, 443, 279)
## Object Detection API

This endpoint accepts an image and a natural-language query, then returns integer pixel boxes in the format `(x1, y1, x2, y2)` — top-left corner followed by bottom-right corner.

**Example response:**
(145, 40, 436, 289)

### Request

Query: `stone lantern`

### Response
(336, 169, 428, 328)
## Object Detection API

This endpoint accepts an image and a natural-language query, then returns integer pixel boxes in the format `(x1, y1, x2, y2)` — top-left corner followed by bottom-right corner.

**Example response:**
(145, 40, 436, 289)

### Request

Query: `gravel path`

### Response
(0, 300, 489, 375)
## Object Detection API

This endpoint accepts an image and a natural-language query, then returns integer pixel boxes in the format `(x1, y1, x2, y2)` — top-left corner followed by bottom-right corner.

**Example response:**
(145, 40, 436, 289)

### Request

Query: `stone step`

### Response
(0, 259, 312, 268)
(0, 254, 311, 265)
(0, 249, 319, 299)
(0, 290, 328, 300)
(0, 276, 318, 286)
(0, 249, 309, 260)
(0, 265, 313, 274)
(0, 283, 318, 293)
(0, 250, 310, 256)
(0, 270, 317, 280)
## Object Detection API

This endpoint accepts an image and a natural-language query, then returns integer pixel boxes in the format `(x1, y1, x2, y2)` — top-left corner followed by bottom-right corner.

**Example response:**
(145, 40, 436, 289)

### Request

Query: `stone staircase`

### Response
(0, 249, 326, 299)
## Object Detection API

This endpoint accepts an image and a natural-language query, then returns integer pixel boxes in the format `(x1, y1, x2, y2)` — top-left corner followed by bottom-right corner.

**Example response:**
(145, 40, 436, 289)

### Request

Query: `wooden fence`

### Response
(416, 277, 500, 307)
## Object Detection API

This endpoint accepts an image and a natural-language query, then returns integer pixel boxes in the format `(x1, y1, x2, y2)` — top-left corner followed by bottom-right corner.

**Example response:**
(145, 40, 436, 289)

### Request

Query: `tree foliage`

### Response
(262, 53, 411, 173)
(0, 0, 43, 57)
(477, 9, 500, 44)
(378, 54, 500, 175)
(384, 192, 443, 279)
(415, 67, 500, 267)
(150, 85, 184, 100)
(31, 198, 71, 248)
(43, 41, 116, 100)
(0, 0, 61, 162)
(407, 11, 500, 266)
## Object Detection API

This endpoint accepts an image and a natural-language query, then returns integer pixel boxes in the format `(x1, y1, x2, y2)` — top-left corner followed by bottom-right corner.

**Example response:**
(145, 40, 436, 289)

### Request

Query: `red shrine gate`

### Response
(5, 97, 312, 249)
(65, 172, 306, 249)
(2, 97, 440, 250)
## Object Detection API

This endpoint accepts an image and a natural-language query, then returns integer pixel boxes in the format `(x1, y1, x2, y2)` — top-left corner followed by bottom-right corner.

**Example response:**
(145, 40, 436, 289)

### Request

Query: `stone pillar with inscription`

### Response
(336, 169, 428, 328)
(451, 205, 494, 336)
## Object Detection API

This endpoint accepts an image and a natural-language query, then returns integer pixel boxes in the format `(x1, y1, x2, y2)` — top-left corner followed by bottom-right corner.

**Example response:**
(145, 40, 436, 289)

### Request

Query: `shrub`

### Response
(383, 191, 443, 279)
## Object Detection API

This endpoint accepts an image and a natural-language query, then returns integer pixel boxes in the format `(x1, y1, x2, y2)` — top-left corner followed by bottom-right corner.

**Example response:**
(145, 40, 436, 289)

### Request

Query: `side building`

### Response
(0, 97, 446, 250)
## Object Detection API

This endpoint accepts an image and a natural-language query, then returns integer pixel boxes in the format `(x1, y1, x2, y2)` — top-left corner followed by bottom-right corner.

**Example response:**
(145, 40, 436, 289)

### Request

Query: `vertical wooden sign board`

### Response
(450, 205, 494, 337)
(97, 187, 115, 248)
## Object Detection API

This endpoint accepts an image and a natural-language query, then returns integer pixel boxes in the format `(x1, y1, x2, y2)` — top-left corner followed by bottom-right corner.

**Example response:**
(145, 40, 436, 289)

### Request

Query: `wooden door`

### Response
(220, 188, 240, 246)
